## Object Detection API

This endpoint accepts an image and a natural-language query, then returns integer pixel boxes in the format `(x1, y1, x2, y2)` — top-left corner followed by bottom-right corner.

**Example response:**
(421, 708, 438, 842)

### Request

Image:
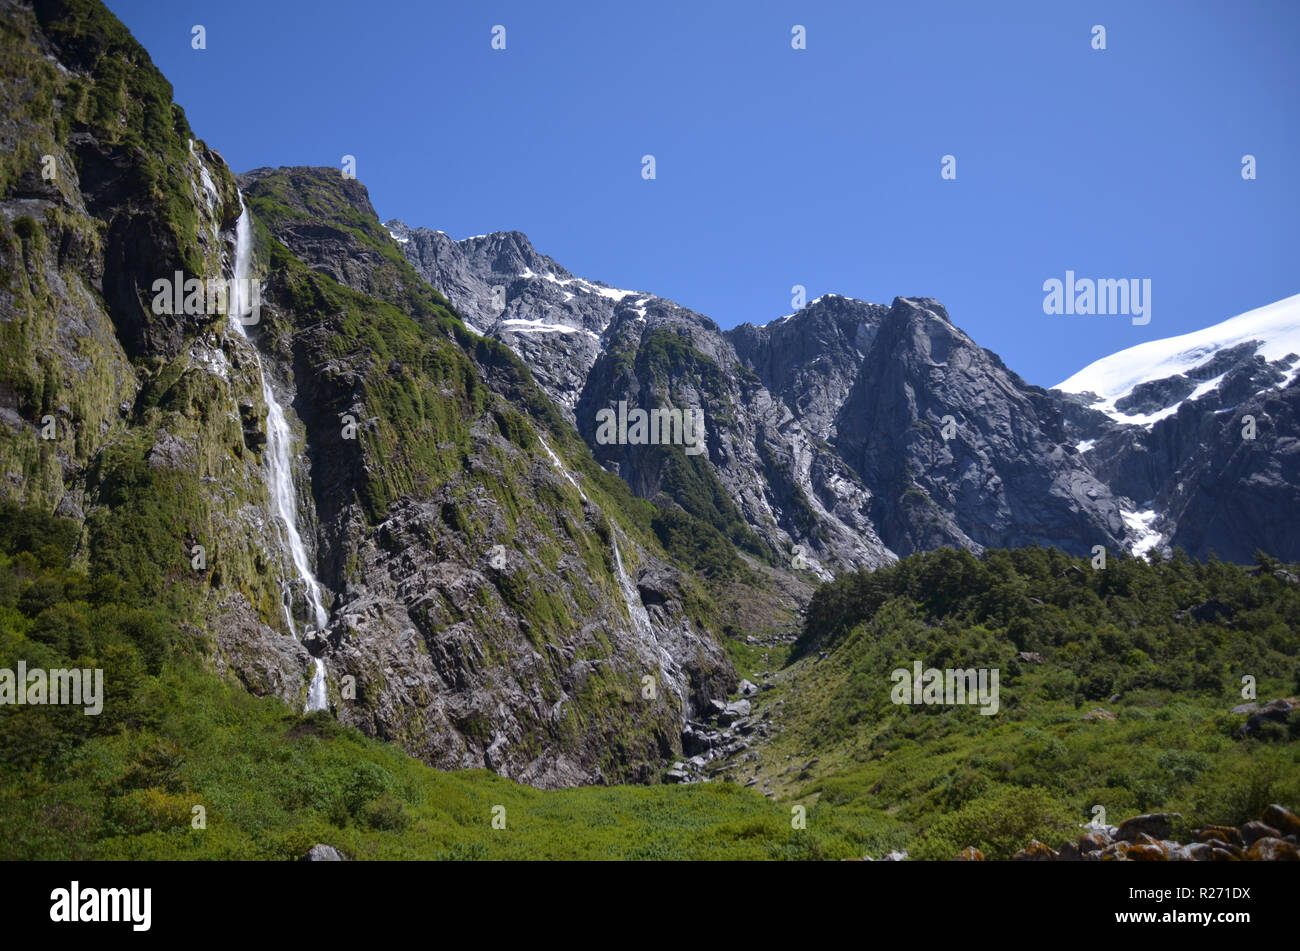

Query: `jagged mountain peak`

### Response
(391, 227, 1136, 566)
(386, 221, 571, 281)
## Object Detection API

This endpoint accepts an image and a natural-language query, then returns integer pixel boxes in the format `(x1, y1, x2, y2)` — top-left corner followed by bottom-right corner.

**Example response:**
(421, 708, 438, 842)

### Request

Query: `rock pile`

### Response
(667, 694, 774, 784)
(951, 805, 1300, 861)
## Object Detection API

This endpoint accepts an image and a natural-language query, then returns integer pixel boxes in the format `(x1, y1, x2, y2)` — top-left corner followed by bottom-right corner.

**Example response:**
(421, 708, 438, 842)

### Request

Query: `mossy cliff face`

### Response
(238, 166, 737, 785)
(0, 0, 740, 787)
(0, 0, 305, 697)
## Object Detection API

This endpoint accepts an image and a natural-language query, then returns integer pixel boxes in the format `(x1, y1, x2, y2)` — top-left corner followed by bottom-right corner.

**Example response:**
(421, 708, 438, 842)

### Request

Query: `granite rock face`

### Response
(394, 227, 1135, 568)
(396, 221, 1300, 568)
(393, 221, 898, 577)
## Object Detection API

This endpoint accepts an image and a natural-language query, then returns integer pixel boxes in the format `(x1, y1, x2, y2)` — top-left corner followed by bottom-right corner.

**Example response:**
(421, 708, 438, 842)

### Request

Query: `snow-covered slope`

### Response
(1054, 294, 1300, 425)
(1050, 292, 1300, 563)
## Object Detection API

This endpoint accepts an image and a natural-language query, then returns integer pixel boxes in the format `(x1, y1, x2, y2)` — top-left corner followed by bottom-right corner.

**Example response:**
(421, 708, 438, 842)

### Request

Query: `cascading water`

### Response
(538, 434, 684, 700)
(611, 530, 685, 701)
(227, 203, 330, 712)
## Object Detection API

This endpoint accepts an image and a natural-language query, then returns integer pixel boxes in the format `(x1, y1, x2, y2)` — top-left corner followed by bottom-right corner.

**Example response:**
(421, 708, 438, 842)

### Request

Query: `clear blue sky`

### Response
(106, 0, 1299, 387)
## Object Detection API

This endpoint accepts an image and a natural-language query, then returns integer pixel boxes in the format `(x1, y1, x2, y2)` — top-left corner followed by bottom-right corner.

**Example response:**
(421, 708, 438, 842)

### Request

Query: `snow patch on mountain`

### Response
(1054, 294, 1300, 424)
(500, 318, 582, 335)
(518, 266, 641, 303)
(1122, 508, 1163, 558)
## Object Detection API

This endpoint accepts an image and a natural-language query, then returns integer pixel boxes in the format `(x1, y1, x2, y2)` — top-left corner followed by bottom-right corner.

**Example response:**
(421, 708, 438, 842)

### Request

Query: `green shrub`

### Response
(913, 786, 1076, 860)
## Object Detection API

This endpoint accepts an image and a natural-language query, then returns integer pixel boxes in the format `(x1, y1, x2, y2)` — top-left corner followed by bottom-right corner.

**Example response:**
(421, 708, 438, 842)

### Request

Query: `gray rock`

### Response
(726, 699, 752, 718)
(300, 844, 346, 861)
(1236, 699, 1296, 739)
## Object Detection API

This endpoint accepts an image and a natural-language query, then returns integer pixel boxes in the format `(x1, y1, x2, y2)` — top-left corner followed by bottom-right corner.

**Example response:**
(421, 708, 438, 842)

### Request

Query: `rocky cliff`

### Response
(390, 227, 1137, 570)
(0, 0, 754, 789)
(1054, 294, 1300, 562)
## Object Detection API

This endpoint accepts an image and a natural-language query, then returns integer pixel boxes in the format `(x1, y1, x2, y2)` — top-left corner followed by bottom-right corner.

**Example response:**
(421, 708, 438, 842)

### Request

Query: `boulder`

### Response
(1263, 804, 1300, 837)
(1012, 839, 1058, 861)
(1082, 709, 1117, 723)
(1236, 699, 1295, 738)
(954, 846, 985, 861)
(300, 844, 346, 861)
(1247, 837, 1299, 861)
(1194, 824, 1243, 846)
(1126, 843, 1169, 861)
(1117, 813, 1179, 842)
(1079, 830, 1111, 854)
(1208, 845, 1244, 861)
(1240, 821, 1280, 845)
(717, 701, 750, 725)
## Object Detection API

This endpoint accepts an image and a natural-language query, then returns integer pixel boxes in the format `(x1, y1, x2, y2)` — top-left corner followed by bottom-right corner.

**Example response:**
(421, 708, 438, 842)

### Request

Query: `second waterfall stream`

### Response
(227, 203, 330, 713)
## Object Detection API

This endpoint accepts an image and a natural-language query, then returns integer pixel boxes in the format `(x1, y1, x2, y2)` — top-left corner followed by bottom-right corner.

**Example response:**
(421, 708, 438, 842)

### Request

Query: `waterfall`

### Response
(537, 434, 684, 701)
(612, 530, 685, 701)
(611, 531, 656, 644)
(227, 203, 330, 712)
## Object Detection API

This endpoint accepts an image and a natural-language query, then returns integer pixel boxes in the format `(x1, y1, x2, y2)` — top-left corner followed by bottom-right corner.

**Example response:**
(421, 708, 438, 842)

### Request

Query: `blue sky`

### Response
(106, 0, 1298, 387)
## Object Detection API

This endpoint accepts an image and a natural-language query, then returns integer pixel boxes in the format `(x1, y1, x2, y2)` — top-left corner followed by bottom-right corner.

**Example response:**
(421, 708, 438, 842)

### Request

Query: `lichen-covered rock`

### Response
(1263, 804, 1300, 838)
(1195, 824, 1243, 846)
(1126, 845, 1168, 861)
(1079, 830, 1112, 854)
(1012, 839, 1058, 861)
(1247, 837, 1299, 861)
